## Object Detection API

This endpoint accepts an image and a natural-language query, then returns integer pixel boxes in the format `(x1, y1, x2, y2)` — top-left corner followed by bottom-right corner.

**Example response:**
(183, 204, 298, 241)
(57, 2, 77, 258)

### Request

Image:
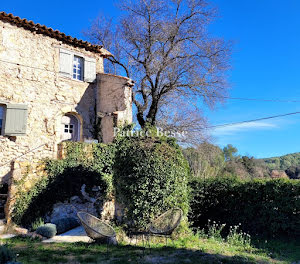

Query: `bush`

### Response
(36, 223, 57, 238)
(52, 218, 79, 234)
(12, 142, 115, 226)
(12, 132, 191, 232)
(114, 132, 190, 229)
(0, 245, 16, 264)
(189, 177, 300, 238)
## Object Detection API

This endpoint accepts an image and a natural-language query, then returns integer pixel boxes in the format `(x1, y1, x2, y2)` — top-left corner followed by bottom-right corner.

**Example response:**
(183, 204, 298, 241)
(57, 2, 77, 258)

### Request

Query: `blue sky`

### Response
(2, 0, 300, 158)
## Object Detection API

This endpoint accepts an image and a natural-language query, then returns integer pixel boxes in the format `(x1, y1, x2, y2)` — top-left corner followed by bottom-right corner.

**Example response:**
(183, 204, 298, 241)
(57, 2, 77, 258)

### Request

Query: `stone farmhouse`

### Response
(0, 11, 133, 186)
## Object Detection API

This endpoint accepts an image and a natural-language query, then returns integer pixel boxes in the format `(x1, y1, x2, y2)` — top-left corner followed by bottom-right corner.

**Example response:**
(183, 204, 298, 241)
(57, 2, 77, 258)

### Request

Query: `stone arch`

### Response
(60, 112, 82, 142)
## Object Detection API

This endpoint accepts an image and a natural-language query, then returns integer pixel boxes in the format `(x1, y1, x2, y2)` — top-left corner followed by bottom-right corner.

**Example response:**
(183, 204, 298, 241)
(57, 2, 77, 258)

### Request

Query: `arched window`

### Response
(61, 113, 80, 141)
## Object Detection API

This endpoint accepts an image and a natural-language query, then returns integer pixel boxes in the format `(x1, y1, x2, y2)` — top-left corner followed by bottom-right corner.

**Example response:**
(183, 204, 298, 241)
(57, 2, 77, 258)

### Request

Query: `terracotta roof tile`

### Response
(0, 11, 112, 57)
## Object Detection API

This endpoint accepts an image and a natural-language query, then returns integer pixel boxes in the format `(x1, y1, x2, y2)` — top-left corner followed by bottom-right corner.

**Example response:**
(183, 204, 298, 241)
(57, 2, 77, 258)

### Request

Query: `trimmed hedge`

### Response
(189, 177, 300, 238)
(114, 135, 190, 229)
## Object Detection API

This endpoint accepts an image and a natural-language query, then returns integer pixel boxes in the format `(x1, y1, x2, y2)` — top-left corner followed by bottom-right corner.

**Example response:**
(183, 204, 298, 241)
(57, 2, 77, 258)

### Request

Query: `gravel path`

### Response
(42, 226, 92, 243)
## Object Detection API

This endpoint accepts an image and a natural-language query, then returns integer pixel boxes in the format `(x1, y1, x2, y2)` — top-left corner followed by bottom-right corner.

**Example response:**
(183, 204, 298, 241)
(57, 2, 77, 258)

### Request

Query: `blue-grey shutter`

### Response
(84, 57, 96, 83)
(59, 48, 73, 78)
(4, 104, 28, 136)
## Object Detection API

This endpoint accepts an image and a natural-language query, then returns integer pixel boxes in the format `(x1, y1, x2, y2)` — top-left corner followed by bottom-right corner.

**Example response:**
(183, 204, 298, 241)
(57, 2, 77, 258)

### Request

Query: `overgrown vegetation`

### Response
(12, 130, 190, 230)
(263, 152, 300, 179)
(114, 130, 190, 229)
(189, 177, 300, 238)
(183, 143, 299, 179)
(263, 152, 300, 170)
(12, 142, 116, 226)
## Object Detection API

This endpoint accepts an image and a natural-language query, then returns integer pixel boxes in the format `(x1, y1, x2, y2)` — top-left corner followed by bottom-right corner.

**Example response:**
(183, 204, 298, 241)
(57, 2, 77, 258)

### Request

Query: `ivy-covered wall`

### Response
(8, 142, 116, 226)
(7, 137, 190, 229)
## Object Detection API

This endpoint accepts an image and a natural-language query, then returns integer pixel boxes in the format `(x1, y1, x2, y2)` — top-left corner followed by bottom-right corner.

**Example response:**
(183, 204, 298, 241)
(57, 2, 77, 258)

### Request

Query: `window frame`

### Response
(59, 48, 97, 83)
(72, 55, 84, 81)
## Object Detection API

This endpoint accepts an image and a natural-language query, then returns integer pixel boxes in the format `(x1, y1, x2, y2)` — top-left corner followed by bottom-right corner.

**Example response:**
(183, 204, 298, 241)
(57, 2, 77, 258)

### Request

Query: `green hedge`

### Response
(189, 177, 300, 238)
(114, 135, 190, 229)
(12, 142, 116, 226)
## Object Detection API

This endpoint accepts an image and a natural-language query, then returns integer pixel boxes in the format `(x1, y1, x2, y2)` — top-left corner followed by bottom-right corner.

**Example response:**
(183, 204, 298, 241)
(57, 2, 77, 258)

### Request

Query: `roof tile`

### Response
(0, 11, 111, 57)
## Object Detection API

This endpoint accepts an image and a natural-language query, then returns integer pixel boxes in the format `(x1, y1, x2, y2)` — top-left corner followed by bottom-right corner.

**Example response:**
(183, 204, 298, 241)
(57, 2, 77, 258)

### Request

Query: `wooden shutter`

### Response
(84, 57, 96, 83)
(4, 104, 28, 136)
(59, 48, 72, 77)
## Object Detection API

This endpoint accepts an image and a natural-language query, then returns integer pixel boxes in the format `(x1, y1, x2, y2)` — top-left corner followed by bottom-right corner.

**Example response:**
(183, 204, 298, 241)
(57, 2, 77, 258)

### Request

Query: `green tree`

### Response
(183, 143, 225, 179)
(223, 144, 238, 161)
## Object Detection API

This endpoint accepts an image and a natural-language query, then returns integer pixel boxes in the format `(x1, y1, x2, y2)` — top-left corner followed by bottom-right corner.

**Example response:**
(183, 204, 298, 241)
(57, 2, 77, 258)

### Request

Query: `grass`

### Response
(1, 233, 299, 264)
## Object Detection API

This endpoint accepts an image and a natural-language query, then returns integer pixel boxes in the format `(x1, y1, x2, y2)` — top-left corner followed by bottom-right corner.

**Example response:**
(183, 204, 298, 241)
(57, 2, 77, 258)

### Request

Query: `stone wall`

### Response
(5, 160, 47, 224)
(97, 73, 133, 143)
(0, 20, 133, 183)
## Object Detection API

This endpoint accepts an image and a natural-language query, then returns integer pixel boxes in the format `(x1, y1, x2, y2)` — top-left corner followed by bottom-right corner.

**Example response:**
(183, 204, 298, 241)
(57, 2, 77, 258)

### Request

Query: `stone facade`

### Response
(97, 73, 133, 143)
(0, 17, 133, 183)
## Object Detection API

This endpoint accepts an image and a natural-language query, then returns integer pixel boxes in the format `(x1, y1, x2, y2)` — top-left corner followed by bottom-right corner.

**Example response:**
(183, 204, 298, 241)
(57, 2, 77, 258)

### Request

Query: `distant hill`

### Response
(262, 152, 300, 171)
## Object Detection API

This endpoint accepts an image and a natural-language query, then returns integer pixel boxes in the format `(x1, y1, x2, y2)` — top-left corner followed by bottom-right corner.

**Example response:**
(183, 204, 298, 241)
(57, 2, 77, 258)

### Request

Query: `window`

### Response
(0, 104, 27, 136)
(61, 114, 80, 141)
(64, 124, 74, 134)
(59, 48, 96, 83)
(73, 56, 84, 81)
(0, 106, 4, 135)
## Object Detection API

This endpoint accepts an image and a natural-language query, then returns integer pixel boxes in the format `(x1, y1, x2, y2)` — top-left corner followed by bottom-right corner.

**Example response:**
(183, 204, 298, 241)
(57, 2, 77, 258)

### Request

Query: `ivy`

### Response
(12, 131, 191, 230)
(114, 130, 190, 229)
(12, 142, 116, 226)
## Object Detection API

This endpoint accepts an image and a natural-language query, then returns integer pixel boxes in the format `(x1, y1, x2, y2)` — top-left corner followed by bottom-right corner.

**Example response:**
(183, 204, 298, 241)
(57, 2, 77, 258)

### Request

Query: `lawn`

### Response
(2, 235, 299, 264)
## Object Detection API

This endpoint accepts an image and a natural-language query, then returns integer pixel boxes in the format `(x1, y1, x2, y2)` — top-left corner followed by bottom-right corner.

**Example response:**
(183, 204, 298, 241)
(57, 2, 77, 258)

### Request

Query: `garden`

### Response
(0, 129, 299, 263)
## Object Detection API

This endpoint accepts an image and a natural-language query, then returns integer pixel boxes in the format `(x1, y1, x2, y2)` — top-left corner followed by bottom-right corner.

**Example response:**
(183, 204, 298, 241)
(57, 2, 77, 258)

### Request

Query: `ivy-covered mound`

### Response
(12, 133, 190, 229)
(12, 142, 116, 226)
(114, 135, 190, 229)
(189, 177, 300, 238)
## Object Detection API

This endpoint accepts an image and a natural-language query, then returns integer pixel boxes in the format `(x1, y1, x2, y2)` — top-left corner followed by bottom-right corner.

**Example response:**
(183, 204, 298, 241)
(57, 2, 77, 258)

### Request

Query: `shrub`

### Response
(36, 223, 57, 238)
(31, 217, 44, 231)
(12, 132, 191, 232)
(189, 177, 300, 238)
(0, 245, 16, 264)
(12, 142, 115, 226)
(52, 218, 79, 234)
(114, 132, 190, 229)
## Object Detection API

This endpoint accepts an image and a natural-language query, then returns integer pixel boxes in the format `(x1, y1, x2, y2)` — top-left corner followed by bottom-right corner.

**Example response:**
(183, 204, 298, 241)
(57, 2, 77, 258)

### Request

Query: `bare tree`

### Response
(86, 0, 231, 142)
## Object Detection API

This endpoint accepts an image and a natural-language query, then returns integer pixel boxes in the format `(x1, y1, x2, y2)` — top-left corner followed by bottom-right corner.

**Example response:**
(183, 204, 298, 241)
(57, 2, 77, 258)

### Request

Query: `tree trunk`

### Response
(146, 100, 159, 126)
(137, 112, 146, 128)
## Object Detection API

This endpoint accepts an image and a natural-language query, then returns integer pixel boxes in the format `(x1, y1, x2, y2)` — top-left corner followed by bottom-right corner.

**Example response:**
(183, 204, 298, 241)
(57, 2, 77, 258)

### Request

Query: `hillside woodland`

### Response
(183, 144, 300, 179)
